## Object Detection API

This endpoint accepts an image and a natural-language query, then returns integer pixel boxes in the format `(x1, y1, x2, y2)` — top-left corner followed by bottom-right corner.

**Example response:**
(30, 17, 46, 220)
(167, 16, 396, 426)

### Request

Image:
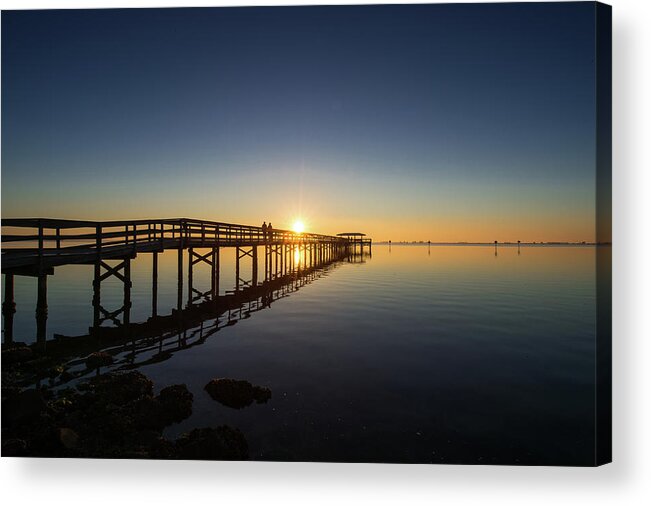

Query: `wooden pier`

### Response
(1, 218, 371, 346)
(336, 232, 372, 254)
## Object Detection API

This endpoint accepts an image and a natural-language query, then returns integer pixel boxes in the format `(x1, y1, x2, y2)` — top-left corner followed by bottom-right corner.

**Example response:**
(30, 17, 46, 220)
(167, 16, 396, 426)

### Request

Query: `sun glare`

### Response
(292, 220, 305, 234)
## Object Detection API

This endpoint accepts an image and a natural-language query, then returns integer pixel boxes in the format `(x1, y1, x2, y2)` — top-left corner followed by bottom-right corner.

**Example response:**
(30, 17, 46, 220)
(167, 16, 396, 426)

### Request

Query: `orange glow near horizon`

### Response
(0, 211, 598, 244)
(1, 179, 599, 243)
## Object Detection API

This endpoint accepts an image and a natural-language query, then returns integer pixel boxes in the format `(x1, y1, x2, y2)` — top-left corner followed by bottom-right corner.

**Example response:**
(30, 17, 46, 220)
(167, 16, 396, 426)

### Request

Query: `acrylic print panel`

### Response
(1, 2, 611, 466)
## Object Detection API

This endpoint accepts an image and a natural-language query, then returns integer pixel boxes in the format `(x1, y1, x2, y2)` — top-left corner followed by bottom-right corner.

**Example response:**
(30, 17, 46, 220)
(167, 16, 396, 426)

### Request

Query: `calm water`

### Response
(3, 245, 601, 465)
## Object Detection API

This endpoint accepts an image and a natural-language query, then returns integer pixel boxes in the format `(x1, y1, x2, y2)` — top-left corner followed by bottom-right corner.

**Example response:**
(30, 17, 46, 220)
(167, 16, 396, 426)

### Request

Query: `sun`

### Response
(292, 220, 305, 234)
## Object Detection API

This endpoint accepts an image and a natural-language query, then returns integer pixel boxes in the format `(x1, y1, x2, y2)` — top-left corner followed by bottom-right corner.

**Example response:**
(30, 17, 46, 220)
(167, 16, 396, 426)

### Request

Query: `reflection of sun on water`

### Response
(292, 220, 305, 234)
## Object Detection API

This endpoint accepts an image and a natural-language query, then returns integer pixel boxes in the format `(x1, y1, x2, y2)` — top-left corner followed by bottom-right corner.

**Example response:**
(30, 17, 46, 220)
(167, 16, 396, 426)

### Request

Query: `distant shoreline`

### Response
(373, 241, 611, 246)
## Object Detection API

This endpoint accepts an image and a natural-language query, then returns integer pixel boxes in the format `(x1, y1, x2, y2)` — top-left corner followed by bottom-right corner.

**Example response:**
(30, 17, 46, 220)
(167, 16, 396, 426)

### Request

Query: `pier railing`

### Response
(2, 217, 346, 247)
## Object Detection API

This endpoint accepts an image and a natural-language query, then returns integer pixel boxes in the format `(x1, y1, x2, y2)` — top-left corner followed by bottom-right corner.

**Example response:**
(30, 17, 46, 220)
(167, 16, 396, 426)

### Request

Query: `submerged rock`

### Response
(2, 367, 250, 460)
(1, 388, 46, 426)
(47, 365, 66, 379)
(156, 384, 193, 425)
(130, 384, 194, 431)
(2, 385, 21, 402)
(2, 345, 33, 366)
(2, 438, 28, 456)
(148, 437, 177, 460)
(59, 370, 74, 382)
(204, 378, 272, 409)
(82, 370, 154, 405)
(175, 426, 248, 460)
(85, 351, 114, 370)
(58, 427, 80, 449)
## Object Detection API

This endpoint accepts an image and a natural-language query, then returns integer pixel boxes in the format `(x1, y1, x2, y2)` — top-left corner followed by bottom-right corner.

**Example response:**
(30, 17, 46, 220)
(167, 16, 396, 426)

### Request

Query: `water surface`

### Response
(2, 245, 600, 465)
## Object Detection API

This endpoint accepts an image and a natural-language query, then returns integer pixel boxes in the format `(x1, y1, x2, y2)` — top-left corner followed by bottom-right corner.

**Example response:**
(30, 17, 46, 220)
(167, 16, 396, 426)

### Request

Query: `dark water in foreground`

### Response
(3, 245, 602, 465)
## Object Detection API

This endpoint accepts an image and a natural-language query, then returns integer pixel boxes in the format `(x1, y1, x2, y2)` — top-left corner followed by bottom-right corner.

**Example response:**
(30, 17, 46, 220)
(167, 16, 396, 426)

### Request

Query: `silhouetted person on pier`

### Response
(268, 222, 273, 242)
(262, 222, 267, 243)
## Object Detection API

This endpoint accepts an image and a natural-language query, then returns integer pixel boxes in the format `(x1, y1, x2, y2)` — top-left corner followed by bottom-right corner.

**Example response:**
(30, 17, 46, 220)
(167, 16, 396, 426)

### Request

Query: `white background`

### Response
(0, 0, 649, 504)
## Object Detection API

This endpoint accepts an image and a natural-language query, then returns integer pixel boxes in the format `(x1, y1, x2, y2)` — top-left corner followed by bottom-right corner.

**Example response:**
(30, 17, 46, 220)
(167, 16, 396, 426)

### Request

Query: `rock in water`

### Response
(1, 438, 28, 456)
(175, 426, 248, 460)
(58, 427, 80, 449)
(85, 351, 114, 370)
(83, 370, 154, 405)
(204, 378, 271, 409)
(1, 388, 46, 426)
(156, 384, 194, 425)
(2, 345, 33, 365)
(252, 385, 272, 404)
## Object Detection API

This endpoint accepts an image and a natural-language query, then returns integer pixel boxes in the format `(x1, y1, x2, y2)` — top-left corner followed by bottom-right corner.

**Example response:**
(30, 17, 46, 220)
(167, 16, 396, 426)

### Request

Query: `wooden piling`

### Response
(2, 273, 16, 344)
(177, 247, 183, 312)
(235, 247, 241, 292)
(92, 263, 100, 329)
(123, 258, 131, 326)
(36, 273, 48, 344)
(152, 252, 158, 317)
(214, 247, 220, 298)
(252, 246, 258, 286)
(187, 247, 194, 306)
(211, 248, 217, 297)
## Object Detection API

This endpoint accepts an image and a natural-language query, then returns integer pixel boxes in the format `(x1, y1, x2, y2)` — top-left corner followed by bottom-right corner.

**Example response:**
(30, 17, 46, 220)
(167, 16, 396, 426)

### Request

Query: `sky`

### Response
(2, 3, 602, 242)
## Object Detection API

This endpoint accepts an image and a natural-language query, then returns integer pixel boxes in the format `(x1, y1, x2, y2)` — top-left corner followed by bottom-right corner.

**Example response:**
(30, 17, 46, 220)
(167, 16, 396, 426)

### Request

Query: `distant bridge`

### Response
(1, 218, 372, 344)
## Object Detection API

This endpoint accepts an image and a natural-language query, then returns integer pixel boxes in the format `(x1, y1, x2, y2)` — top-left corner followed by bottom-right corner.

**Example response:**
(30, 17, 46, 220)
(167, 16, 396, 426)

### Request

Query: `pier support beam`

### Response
(211, 247, 219, 297)
(214, 247, 220, 298)
(123, 259, 131, 326)
(3, 274, 16, 344)
(236, 248, 241, 291)
(177, 248, 183, 312)
(152, 252, 158, 317)
(188, 248, 219, 305)
(279, 244, 284, 276)
(236, 246, 255, 291)
(36, 272, 48, 344)
(91, 258, 132, 330)
(264, 244, 284, 281)
(252, 246, 258, 286)
(93, 262, 101, 328)
(187, 247, 194, 306)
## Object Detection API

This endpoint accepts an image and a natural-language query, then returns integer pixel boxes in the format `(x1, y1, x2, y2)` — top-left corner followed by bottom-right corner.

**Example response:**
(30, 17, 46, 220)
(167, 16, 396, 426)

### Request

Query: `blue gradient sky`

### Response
(2, 3, 599, 241)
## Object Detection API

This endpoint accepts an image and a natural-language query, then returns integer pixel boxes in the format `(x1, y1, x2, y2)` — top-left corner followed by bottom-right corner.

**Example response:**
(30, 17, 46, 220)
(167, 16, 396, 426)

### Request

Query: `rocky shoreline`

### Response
(2, 342, 271, 460)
